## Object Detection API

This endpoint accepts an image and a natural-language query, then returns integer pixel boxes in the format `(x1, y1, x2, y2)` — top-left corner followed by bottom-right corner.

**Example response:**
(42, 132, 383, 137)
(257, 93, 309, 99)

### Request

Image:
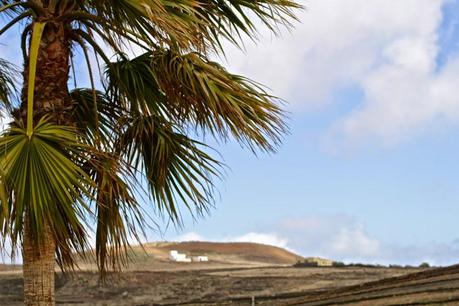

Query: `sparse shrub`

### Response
(332, 261, 346, 267)
(294, 261, 319, 268)
(389, 264, 402, 269)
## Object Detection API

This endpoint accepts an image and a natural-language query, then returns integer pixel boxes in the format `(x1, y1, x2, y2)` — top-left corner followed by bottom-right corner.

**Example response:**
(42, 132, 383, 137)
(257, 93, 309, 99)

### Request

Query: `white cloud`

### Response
(327, 226, 380, 258)
(229, 232, 289, 250)
(277, 214, 381, 262)
(176, 232, 206, 242)
(276, 214, 459, 266)
(224, 0, 459, 147)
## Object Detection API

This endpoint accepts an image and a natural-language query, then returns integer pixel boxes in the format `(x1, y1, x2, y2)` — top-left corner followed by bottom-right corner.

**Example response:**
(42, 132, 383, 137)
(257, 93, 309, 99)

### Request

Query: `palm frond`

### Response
(71, 88, 122, 146)
(196, 0, 302, 49)
(0, 1, 28, 19)
(79, 0, 206, 51)
(26, 21, 46, 136)
(75, 0, 301, 53)
(0, 58, 18, 112)
(106, 49, 287, 152)
(0, 166, 10, 237)
(84, 151, 145, 277)
(104, 53, 166, 116)
(0, 118, 94, 270)
(118, 115, 222, 222)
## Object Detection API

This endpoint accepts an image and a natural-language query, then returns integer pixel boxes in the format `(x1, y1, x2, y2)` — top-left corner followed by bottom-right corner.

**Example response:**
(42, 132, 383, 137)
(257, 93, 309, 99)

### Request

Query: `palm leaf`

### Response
(0, 118, 94, 269)
(0, 58, 18, 111)
(118, 115, 222, 222)
(26, 21, 45, 137)
(74, 0, 301, 53)
(71, 88, 123, 146)
(106, 49, 287, 152)
(84, 151, 146, 277)
(104, 53, 166, 116)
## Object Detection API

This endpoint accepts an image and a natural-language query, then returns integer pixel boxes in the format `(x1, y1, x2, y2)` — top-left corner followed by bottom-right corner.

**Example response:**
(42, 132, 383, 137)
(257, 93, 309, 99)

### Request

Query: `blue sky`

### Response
(3, 0, 459, 266)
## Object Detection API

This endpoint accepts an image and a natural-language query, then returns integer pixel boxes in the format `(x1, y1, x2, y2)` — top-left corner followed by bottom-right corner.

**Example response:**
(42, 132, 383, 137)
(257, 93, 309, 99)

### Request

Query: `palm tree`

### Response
(0, 1, 300, 305)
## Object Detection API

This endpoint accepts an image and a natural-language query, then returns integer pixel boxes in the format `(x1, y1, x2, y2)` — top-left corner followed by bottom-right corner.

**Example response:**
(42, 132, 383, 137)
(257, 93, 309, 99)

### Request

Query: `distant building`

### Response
(169, 250, 192, 262)
(305, 257, 334, 267)
(169, 250, 209, 263)
(192, 256, 209, 262)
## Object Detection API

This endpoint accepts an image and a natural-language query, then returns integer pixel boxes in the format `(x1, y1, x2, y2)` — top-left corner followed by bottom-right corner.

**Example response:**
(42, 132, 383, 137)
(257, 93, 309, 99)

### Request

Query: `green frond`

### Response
(195, 0, 302, 49)
(0, 1, 27, 19)
(75, 0, 301, 53)
(0, 166, 10, 237)
(71, 88, 122, 146)
(153, 48, 288, 151)
(0, 118, 94, 270)
(26, 21, 46, 137)
(79, 0, 205, 51)
(85, 151, 146, 277)
(104, 53, 166, 116)
(0, 58, 18, 112)
(106, 50, 287, 152)
(118, 115, 222, 222)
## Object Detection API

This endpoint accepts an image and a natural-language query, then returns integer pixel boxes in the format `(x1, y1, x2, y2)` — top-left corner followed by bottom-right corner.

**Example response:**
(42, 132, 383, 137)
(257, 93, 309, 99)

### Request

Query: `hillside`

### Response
(74, 241, 306, 272)
(154, 241, 303, 265)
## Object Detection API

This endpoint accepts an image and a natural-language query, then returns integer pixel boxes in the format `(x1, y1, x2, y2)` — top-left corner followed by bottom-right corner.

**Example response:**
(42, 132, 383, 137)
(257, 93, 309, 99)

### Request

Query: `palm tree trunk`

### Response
(20, 19, 72, 306)
(23, 217, 56, 306)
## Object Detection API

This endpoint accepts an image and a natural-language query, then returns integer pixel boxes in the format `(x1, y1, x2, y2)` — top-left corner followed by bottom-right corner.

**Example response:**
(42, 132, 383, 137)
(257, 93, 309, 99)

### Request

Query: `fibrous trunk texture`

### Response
(21, 20, 72, 306)
(23, 217, 56, 306)
(20, 20, 72, 124)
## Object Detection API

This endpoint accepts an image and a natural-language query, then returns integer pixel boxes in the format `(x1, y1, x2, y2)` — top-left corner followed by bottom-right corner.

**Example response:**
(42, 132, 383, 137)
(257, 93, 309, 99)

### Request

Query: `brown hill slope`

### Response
(75, 241, 305, 272)
(0, 241, 303, 272)
(155, 241, 302, 265)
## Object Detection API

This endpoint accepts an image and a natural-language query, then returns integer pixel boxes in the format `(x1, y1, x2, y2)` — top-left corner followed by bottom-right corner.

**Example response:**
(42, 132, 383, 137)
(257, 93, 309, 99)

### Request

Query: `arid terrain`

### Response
(0, 242, 455, 305)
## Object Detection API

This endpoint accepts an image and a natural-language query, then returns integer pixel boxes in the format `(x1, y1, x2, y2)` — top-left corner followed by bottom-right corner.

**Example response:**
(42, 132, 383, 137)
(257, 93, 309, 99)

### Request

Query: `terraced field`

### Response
(258, 265, 459, 305)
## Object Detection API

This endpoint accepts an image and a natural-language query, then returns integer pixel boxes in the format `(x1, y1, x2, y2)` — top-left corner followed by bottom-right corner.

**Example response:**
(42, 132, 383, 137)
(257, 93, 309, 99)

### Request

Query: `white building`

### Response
(169, 250, 192, 262)
(169, 250, 209, 263)
(192, 256, 209, 262)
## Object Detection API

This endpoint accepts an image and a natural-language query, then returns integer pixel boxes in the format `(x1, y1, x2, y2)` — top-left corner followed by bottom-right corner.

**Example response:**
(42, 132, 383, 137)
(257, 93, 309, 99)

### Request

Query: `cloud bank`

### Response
(225, 0, 459, 147)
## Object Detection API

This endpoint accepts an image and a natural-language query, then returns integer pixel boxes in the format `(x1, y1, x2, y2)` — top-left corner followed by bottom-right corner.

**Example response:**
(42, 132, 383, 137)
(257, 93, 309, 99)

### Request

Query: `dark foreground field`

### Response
(0, 242, 457, 305)
(275, 264, 459, 306)
(0, 265, 433, 305)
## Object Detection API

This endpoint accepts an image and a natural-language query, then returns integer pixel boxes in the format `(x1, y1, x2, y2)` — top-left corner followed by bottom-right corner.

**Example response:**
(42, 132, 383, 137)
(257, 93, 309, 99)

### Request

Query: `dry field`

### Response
(0, 242, 454, 305)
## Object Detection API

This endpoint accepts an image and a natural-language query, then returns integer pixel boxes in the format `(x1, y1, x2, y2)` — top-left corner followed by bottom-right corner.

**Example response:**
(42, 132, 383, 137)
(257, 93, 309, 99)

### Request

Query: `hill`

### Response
(154, 241, 303, 265)
(74, 241, 306, 272)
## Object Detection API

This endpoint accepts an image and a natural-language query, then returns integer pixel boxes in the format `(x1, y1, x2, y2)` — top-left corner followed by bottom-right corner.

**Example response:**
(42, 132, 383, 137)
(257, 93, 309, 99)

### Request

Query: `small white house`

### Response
(169, 250, 192, 262)
(169, 250, 209, 263)
(192, 256, 209, 262)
